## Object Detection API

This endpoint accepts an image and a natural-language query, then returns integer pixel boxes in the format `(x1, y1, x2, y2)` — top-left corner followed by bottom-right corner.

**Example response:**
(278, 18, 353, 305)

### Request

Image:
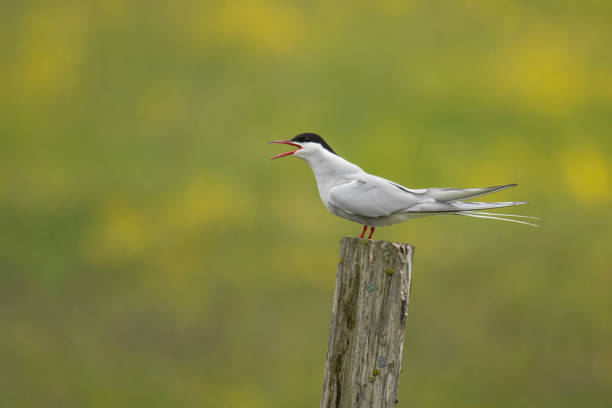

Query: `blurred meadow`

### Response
(1, 0, 611, 407)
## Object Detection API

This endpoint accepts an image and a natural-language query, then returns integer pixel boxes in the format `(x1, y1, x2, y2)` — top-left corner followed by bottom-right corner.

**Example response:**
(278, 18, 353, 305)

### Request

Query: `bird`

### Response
(268, 133, 537, 239)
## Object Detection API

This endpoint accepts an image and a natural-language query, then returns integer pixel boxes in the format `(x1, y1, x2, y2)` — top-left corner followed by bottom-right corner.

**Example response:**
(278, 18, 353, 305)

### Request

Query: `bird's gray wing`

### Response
(328, 175, 421, 217)
(396, 184, 518, 203)
(329, 175, 528, 219)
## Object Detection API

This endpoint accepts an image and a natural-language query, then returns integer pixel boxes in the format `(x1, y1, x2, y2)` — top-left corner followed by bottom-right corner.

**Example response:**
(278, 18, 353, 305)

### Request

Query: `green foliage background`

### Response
(1, 1, 611, 407)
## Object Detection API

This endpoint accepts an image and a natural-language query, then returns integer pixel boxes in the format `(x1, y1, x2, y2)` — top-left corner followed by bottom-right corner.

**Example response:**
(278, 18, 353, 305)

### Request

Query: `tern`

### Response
(268, 133, 536, 239)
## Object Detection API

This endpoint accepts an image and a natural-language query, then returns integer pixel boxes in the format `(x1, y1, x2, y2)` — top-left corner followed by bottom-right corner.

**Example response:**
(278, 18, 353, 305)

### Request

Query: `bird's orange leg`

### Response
(368, 226, 375, 240)
(359, 225, 367, 238)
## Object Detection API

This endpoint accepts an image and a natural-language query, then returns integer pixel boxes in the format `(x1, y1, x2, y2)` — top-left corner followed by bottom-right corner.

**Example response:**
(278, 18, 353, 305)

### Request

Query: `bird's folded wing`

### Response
(399, 184, 517, 202)
(328, 177, 420, 217)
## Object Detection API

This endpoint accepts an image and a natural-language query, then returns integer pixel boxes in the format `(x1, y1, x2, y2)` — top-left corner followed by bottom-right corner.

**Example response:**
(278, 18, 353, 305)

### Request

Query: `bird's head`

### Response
(268, 133, 337, 160)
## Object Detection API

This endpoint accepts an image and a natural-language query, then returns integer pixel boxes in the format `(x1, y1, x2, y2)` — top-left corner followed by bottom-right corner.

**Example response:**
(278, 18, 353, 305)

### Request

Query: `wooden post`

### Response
(320, 237, 414, 408)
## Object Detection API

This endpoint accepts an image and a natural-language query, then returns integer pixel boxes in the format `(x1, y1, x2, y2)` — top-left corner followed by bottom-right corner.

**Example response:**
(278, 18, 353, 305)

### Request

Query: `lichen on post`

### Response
(320, 236, 414, 408)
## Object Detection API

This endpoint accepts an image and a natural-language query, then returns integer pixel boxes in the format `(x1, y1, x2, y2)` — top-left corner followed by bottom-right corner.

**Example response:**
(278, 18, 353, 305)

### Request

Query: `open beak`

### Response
(267, 140, 302, 160)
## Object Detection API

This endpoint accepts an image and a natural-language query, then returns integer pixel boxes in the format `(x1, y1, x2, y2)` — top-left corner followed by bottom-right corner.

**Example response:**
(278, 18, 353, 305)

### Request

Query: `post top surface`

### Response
(341, 236, 415, 249)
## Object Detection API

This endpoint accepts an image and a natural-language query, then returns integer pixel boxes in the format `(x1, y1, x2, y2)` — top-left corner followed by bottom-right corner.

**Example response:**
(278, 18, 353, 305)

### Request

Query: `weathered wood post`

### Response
(321, 237, 414, 408)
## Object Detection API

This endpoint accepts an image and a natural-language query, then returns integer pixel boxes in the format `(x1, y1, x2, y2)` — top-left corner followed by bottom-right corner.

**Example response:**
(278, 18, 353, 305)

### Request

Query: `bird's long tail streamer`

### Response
(457, 211, 539, 227)
(465, 211, 539, 220)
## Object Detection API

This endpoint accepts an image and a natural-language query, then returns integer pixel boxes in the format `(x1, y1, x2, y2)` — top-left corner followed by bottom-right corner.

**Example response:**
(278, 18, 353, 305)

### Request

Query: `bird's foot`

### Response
(367, 227, 375, 240)
(359, 225, 367, 239)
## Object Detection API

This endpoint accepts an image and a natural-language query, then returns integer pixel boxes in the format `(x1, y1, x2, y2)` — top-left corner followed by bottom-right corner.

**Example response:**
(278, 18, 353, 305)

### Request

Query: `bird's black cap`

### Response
(291, 133, 338, 155)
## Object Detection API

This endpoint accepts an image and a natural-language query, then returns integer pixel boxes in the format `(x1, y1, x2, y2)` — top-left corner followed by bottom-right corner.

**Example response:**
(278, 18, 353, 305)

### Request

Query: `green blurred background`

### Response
(1, 0, 611, 407)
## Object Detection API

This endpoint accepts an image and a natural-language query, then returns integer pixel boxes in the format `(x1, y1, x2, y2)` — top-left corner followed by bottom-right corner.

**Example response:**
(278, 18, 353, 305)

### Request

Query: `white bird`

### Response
(268, 133, 537, 239)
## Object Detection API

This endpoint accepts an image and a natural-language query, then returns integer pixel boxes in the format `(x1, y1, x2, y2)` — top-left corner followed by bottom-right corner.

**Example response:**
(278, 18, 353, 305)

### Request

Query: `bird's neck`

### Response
(300, 151, 362, 202)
